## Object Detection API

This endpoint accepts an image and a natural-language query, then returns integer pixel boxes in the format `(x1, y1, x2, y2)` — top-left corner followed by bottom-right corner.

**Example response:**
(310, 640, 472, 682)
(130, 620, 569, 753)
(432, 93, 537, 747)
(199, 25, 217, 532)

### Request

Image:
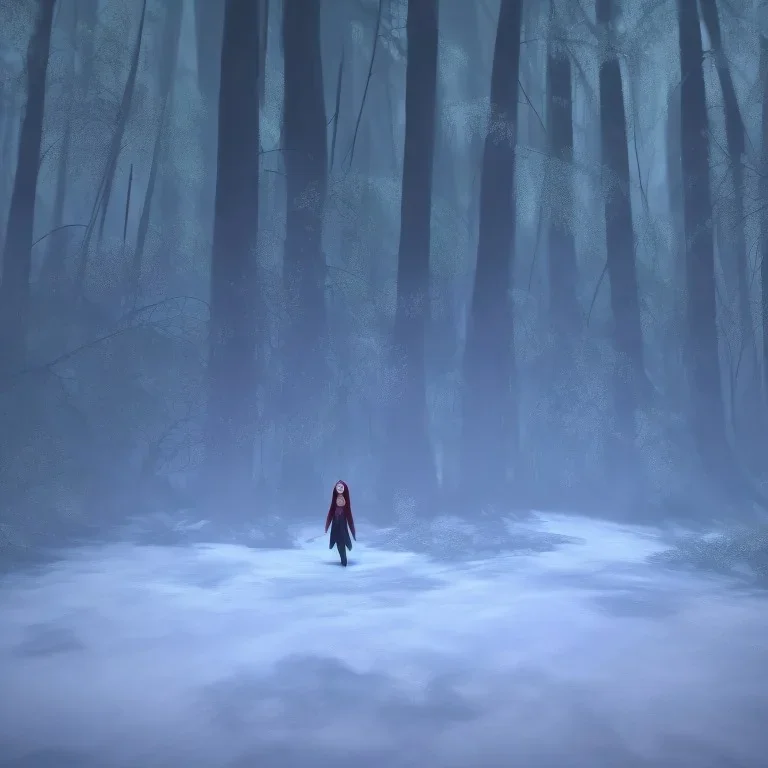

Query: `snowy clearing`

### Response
(0, 515, 766, 768)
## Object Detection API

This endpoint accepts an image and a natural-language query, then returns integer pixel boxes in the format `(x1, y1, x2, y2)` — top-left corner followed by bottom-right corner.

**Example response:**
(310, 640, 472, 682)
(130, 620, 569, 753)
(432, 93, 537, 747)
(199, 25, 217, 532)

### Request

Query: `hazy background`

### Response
(1, 0, 768, 765)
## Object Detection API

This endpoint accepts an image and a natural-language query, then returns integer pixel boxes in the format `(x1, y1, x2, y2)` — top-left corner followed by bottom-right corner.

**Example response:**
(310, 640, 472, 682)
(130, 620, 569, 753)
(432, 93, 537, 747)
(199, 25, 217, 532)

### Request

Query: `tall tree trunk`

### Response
(194, 0, 224, 234)
(131, 123, 163, 301)
(39, 0, 98, 294)
(40, 0, 78, 294)
(665, 80, 685, 293)
(95, 1, 146, 243)
(154, 139, 177, 298)
(462, 2, 488, 251)
(460, 0, 523, 506)
(0, 84, 13, 245)
(77, 0, 99, 93)
(280, 0, 328, 501)
(0, 0, 55, 373)
(388, 0, 439, 509)
(131, 0, 183, 300)
(40, 121, 71, 292)
(433, 35, 459, 214)
(429, 70, 461, 389)
(597, 0, 644, 441)
(677, 0, 729, 470)
(258, 0, 269, 106)
(699, 0, 756, 383)
(203, 0, 262, 507)
(75, 0, 146, 289)
(546, 44, 580, 337)
(761, 35, 768, 404)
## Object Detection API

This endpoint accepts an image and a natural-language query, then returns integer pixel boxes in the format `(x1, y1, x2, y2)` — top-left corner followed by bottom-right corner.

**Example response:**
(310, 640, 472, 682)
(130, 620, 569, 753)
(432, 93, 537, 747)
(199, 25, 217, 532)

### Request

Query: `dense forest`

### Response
(1, 0, 767, 559)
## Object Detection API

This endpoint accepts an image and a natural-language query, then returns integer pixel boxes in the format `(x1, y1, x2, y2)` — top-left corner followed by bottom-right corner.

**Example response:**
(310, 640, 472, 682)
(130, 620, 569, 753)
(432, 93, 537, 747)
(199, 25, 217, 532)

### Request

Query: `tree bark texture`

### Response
(460, 0, 523, 504)
(280, 0, 329, 497)
(597, 0, 645, 438)
(677, 0, 728, 465)
(389, 0, 439, 506)
(203, 0, 262, 498)
(546, 47, 580, 337)
(0, 0, 56, 373)
(699, 0, 756, 376)
(760, 36, 768, 403)
(132, 0, 183, 300)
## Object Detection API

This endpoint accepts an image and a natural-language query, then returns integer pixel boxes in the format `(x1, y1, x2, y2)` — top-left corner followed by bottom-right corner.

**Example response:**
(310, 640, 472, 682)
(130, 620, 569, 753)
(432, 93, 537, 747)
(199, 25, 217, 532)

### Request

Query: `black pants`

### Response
(329, 517, 352, 566)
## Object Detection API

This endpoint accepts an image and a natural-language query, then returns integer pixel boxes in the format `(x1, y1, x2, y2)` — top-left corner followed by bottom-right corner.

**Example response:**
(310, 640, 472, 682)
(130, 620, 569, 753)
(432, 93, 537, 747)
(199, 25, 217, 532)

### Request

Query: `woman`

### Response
(324, 480, 356, 566)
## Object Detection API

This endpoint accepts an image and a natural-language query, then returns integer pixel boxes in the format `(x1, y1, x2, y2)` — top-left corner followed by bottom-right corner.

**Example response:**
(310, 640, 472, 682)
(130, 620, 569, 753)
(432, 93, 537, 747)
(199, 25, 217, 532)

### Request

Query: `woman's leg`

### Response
(337, 539, 347, 566)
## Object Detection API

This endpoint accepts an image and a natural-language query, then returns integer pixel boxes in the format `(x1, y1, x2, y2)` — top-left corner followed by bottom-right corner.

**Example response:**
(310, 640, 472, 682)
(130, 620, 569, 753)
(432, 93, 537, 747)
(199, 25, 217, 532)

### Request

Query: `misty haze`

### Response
(1, 0, 767, 767)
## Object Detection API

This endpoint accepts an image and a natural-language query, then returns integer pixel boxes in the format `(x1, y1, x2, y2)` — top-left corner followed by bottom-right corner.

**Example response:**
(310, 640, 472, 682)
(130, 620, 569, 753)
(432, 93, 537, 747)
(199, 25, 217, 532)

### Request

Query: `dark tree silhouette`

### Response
(460, 0, 523, 505)
(597, 0, 645, 440)
(132, 0, 184, 298)
(699, 0, 755, 376)
(452, 3, 486, 237)
(281, 0, 328, 498)
(194, 0, 224, 224)
(429, 61, 461, 397)
(95, 0, 146, 244)
(665, 79, 685, 293)
(677, 0, 727, 469)
(546, 43, 580, 338)
(75, 0, 146, 290)
(258, 0, 269, 106)
(203, 0, 262, 504)
(41, 0, 77, 294)
(39, 0, 99, 293)
(0, 0, 56, 373)
(76, 0, 99, 91)
(761, 35, 768, 402)
(433, 5, 460, 216)
(389, 0, 439, 507)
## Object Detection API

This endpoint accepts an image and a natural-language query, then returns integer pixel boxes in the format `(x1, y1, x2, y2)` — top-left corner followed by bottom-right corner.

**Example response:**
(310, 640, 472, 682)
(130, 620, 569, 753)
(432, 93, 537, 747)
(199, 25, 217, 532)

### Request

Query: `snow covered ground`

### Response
(0, 514, 766, 768)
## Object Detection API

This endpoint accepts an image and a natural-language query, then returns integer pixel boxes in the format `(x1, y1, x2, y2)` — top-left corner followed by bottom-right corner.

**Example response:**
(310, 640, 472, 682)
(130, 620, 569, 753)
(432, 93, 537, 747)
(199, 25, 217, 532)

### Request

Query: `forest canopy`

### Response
(0, 0, 767, 562)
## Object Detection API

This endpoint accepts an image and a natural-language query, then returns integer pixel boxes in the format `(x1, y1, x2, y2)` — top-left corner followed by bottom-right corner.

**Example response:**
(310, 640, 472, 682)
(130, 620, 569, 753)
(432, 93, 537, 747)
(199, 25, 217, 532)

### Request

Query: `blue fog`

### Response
(1, 515, 766, 768)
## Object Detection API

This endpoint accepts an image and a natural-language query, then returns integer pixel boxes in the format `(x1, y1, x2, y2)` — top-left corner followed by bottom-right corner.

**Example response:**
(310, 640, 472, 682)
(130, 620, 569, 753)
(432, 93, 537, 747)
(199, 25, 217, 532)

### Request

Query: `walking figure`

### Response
(325, 480, 356, 566)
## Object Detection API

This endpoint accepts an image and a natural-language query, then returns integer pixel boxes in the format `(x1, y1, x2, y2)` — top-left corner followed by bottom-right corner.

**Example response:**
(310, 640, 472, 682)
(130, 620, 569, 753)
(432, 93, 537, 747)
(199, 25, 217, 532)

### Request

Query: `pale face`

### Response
(335, 482, 345, 494)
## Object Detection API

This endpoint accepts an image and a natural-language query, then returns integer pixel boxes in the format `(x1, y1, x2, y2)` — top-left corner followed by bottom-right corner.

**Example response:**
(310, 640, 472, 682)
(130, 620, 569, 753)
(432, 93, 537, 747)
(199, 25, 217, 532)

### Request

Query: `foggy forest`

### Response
(1, 0, 767, 766)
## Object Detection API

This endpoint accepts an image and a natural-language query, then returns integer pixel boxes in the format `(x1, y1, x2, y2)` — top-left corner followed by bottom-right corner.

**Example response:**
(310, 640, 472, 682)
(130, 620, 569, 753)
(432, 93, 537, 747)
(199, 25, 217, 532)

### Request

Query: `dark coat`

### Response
(324, 481, 356, 552)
